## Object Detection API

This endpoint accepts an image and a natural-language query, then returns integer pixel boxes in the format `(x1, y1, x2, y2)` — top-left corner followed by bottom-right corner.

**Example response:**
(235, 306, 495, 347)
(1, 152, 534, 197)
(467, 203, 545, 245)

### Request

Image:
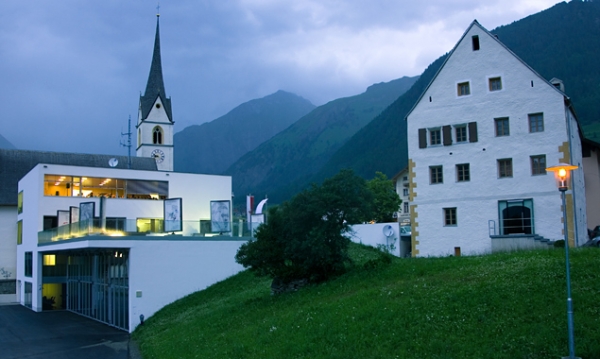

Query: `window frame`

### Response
(488, 77, 502, 91)
(403, 202, 409, 213)
(444, 208, 457, 226)
(24, 251, 32, 277)
(495, 117, 510, 137)
(530, 155, 547, 176)
(498, 158, 513, 178)
(152, 126, 164, 144)
(430, 166, 443, 184)
(528, 113, 544, 133)
(456, 163, 470, 182)
(429, 128, 441, 146)
(455, 125, 468, 143)
(457, 82, 471, 96)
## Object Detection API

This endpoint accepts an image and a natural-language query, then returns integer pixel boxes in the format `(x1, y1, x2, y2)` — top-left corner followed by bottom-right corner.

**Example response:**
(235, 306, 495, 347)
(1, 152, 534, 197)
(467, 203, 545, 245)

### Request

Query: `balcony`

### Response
(38, 218, 257, 244)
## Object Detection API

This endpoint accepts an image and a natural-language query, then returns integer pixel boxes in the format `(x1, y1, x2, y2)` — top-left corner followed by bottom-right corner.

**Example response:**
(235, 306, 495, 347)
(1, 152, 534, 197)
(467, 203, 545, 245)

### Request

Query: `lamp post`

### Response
(546, 163, 580, 359)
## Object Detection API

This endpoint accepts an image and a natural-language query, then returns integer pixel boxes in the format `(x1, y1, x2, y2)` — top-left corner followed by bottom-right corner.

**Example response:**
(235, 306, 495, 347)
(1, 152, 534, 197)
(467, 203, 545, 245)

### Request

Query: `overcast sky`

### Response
(1, 0, 563, 155)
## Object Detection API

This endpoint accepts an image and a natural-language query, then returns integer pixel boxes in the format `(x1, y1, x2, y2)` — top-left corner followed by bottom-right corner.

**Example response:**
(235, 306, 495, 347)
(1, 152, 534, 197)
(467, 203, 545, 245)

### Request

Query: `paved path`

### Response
(0, 304, 131, 359)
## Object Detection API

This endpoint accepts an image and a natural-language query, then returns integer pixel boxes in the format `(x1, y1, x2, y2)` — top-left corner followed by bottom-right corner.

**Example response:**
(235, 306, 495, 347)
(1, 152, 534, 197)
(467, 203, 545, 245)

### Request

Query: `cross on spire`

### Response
(156, 3, 160, 17)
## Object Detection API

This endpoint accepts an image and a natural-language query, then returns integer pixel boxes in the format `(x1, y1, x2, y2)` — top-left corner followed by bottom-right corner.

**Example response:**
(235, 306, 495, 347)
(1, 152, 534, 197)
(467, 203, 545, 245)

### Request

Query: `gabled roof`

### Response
(405, 20, 571, 121)
(139, 15, 173, 123)
(0, 149, 158, 206)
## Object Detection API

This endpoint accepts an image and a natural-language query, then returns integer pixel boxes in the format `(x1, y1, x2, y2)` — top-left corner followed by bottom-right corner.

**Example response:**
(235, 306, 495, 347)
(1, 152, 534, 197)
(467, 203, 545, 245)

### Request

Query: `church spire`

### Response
(140, 13, 173, 123)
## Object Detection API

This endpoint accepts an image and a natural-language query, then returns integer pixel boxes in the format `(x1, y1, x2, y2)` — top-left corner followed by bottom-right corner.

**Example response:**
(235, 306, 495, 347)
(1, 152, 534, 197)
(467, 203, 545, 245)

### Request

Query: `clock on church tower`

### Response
(136, 13, 174, 172)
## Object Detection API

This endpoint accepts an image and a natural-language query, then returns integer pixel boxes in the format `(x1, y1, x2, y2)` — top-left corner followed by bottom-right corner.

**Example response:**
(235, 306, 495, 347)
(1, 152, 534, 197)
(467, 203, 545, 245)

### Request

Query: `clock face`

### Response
(151, 149, 165, 163)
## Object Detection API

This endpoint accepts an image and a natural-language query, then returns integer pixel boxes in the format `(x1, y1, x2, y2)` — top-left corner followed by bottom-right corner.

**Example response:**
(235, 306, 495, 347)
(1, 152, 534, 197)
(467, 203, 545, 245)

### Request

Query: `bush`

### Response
(235, 169, 373, 284)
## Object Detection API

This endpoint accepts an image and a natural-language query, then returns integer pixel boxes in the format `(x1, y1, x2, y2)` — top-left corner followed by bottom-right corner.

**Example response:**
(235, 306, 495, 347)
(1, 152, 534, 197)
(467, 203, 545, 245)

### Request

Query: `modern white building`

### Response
(406, 20, 588, 257)
(16, 163, 246, 332)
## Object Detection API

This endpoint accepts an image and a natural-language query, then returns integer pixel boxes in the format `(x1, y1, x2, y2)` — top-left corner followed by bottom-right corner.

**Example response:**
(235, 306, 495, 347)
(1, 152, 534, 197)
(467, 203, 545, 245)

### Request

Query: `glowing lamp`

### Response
(546, 163, 578, 191)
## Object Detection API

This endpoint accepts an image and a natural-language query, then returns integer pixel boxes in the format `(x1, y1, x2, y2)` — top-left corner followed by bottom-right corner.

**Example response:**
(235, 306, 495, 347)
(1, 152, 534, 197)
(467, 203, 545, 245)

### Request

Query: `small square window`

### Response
(495, 117, 509, 136)
(430, 166, 443, 184)
(489, 77, 502, 91)
(444, 208, 457, 226)
(529, 113, 544, 133)
(429, 128, 441, 145)
(455, 126, 467, 143)
(531, 155, 546, 175)
(456, 163, 470, 182)
(457, 82, 470, 96)
(498, 158, 513, 178)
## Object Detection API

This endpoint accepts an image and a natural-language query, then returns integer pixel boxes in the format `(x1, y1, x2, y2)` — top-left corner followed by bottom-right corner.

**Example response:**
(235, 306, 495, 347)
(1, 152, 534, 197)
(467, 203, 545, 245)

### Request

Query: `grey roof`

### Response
(0, 149, 158, 206)
(139, 15, 173, 123)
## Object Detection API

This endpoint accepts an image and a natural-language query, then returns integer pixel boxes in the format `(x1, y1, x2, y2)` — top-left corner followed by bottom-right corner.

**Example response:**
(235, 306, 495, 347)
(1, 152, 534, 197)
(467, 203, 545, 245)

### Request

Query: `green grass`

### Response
(133, 245, 600, 359)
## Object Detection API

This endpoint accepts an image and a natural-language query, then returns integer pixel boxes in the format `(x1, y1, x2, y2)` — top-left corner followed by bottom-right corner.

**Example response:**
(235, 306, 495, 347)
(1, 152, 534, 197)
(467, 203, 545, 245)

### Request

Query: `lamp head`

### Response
(546, 163, 578, 191)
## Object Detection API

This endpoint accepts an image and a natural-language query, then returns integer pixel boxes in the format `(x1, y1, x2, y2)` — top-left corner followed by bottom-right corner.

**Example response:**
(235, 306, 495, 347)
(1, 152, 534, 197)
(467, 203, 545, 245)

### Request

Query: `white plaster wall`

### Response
(407, 23, 579, 257)
(566, 109, 587, 246)
(583, 148, 600, 229)
(137, 96, 174, 171)
(349, 223, 400, 257)
(0, 206, 17, 280)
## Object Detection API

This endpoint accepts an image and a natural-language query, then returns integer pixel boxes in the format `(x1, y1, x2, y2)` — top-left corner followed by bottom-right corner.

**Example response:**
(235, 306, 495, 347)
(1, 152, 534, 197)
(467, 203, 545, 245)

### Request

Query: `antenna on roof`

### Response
(120, 115, 132, 169)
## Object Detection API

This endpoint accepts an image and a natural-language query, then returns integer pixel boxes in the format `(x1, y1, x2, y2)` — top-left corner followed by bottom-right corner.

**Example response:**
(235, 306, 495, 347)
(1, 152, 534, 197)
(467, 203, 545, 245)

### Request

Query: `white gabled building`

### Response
(406, 20, 587, 257)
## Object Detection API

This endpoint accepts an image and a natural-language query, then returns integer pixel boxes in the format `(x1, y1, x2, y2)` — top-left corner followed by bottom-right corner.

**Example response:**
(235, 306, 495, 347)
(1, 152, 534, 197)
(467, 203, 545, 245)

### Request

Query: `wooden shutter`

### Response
(468, 122, 478, 143)
(443, 125, 452, 146)
(418, 128, 427, 148)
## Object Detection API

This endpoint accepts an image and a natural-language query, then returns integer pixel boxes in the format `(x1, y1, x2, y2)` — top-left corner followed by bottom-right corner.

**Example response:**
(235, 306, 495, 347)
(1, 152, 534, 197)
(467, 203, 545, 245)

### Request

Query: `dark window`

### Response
(404, 202, 409, 213)
(489, 77, 502, 91)
(430, 166, 443, 184)
(456, 164, 470, 182)
(529, 113, 544, 133)
(418, 128, 427, 149)
(444, 208, 457, 226)
(430, 129, 441, 145)
(457, 82, 470, 96)
(472, 35, 480, 51)
(443, 125, 452, 146)
(498, 158, 513, 178)
(455, 126, 467, 143)
(531, 155, 546, 175)
(468, 122, 478, 142)
(499, 199, 534, 235)
(25, 252, 32, 277)
(403, 188, 409, 196)
(152, 126, 163, 144)
(495, 117, 509, 136)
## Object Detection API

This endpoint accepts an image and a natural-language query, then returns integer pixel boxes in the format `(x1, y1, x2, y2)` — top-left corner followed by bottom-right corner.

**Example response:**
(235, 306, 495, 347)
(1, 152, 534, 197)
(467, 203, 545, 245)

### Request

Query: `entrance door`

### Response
(498, 199, 534, 235)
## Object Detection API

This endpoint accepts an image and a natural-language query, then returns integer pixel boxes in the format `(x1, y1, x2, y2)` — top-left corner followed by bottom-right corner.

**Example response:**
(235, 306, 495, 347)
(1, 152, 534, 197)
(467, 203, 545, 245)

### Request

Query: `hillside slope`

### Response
(174, 90, 315, 174)
(224, 76, 418, 202)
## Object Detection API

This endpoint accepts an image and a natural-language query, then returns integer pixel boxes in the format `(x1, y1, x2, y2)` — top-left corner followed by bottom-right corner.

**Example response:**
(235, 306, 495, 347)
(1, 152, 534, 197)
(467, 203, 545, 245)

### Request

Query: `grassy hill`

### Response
(133, 246, 600, 359)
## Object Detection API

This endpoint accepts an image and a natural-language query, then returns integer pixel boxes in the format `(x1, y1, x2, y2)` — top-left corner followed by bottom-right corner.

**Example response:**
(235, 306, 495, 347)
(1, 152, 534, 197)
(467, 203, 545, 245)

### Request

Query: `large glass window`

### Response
(43, 175, 168, 200)
(25, 252, 32, 277)
(498, 199, 534, 235)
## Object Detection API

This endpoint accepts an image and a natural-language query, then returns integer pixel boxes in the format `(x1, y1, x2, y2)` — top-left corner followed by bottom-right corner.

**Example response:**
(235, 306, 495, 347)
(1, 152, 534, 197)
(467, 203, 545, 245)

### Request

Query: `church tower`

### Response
(137, 12, 174, 171)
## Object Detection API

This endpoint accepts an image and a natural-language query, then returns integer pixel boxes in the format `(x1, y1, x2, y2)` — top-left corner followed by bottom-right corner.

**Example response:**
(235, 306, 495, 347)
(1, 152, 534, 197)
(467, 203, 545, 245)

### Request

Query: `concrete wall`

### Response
(349, 223, 400, 257)
(0, 206, 17, 281)
(406, 22, 585, 257)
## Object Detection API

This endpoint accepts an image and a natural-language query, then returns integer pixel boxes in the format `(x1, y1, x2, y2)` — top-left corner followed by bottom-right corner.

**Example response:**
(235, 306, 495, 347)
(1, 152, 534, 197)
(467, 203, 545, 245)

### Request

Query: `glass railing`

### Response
(38, 219, 261, 244)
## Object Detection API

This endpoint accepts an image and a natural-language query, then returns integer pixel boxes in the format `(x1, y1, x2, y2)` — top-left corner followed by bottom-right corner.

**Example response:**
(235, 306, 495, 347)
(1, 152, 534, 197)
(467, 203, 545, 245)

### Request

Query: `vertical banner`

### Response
(211, 200, 231, 233)
(79, 202, 95, 231)
(246, 195, 254, 225)
(164, 198, 183, 232)
(57, 210, 70, 227)
(69, 206, 79, 224)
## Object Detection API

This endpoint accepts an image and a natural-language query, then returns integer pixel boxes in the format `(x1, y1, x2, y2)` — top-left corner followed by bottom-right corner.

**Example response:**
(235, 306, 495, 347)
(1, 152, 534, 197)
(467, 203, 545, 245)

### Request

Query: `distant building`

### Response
(391, 167, 410, 225)
(406, 20, 589, 257)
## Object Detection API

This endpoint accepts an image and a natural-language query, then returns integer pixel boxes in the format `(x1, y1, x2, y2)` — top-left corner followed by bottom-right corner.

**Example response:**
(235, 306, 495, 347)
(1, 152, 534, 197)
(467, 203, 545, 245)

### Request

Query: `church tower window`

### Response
(153, 126, 163, 144)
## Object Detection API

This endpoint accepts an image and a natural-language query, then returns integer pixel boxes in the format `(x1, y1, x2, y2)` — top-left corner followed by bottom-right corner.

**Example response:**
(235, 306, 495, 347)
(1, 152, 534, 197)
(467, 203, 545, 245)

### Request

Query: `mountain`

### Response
(316, 0, 600, 184)
(0, 133, 16, 149)
(224, 76, 419, 202)
(174, 90, 315, 174)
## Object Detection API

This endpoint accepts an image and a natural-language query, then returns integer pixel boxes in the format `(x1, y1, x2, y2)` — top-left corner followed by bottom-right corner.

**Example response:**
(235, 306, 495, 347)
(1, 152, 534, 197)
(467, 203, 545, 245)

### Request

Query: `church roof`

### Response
(0, 149, 158, 206)
(139, 15, 173, 123)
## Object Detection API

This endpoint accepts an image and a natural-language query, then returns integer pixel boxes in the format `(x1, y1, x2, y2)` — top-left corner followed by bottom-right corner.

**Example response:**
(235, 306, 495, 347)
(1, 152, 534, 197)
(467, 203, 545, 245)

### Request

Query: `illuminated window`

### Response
(18, 191, 23, 214)
(17, 220, 22, 245)
(43, 255, 56, 266)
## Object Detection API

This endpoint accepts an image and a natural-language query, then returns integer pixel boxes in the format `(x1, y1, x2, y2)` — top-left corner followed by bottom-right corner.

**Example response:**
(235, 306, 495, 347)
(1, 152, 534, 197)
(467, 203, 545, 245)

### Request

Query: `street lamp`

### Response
(546, 163, 580, 359)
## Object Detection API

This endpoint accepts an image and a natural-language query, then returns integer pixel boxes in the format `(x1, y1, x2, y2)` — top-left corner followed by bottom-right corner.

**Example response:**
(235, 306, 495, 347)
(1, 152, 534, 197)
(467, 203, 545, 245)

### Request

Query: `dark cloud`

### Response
(0, 0, 560, 155)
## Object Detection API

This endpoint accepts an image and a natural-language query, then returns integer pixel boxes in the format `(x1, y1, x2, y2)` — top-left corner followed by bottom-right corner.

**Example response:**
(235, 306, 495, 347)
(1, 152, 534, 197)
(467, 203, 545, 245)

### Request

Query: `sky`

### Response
(0, 0, 564, 155)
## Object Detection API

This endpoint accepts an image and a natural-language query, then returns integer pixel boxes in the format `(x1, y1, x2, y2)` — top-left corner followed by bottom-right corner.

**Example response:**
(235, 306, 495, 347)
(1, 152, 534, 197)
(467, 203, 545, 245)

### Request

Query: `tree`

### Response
(235, 169, 373, 284)
(367, 172, 402, 223)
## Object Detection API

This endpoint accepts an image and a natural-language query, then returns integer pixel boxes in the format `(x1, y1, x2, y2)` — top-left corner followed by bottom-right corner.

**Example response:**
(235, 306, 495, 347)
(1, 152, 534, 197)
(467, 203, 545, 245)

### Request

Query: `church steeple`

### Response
(137, 12, 174, 172)
(139, 14, 173, 123)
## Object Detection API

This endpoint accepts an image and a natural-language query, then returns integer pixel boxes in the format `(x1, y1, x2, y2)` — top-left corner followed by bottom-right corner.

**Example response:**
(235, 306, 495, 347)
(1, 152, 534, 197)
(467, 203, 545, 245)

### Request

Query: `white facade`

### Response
(406, 21, 587, 257)
(137, 95, 174, 172)
(16, 163, 245, 332)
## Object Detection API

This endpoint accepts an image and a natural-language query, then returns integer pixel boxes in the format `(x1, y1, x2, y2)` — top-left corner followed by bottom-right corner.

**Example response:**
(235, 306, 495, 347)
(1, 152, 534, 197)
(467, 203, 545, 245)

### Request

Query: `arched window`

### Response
(153, 126, 163, 145)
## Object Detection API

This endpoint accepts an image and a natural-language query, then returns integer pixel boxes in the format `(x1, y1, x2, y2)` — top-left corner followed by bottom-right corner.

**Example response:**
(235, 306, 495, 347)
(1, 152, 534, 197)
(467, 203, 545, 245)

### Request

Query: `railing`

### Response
(38, 218, 258, 244)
